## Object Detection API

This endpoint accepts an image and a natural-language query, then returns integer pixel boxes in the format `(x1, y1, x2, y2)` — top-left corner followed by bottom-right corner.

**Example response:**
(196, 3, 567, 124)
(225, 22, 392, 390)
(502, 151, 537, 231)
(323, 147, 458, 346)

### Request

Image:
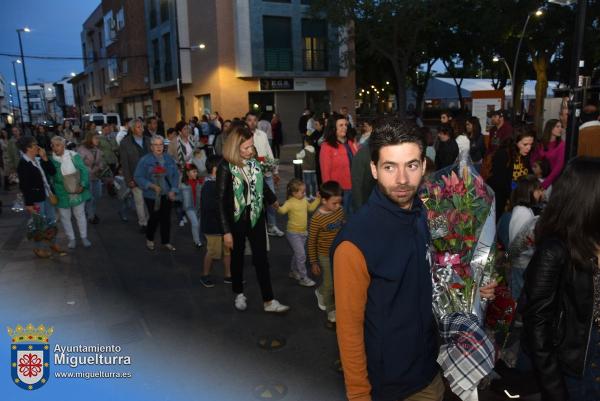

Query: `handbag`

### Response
(48, 192, 58, 206)
(62, 153, 82, 194)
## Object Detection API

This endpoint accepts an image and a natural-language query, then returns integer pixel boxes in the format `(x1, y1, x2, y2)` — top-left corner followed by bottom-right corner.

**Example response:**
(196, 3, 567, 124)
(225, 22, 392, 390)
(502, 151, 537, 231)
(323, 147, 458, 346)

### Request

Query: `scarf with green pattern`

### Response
(230, 159, 264, 227)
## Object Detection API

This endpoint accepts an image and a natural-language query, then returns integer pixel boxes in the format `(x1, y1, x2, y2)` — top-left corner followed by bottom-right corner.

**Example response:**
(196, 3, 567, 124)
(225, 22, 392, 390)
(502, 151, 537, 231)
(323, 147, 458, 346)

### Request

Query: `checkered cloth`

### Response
(437, 312, 495, 401)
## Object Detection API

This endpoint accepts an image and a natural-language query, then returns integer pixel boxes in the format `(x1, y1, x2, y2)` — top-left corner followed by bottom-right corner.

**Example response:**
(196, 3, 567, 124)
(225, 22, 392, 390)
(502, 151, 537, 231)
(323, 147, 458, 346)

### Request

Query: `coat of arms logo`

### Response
(7, 323, 53, 390)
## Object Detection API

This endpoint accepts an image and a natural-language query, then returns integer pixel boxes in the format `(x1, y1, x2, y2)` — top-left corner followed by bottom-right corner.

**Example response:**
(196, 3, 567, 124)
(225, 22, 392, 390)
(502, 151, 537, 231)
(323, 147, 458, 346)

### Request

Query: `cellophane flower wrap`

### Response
(26, 207, 57, 242)
(420, 152, 497, 401)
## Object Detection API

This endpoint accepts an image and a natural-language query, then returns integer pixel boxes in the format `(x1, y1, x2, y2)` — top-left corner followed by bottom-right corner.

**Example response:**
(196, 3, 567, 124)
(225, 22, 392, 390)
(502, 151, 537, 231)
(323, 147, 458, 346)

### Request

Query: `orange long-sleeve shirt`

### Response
(334, 241, 372, 401)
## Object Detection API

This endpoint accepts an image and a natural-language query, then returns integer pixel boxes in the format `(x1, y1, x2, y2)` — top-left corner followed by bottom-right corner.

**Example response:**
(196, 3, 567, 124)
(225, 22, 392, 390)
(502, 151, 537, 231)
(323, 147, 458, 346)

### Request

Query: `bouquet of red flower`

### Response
(256, 155, 279, 174)
(420, 155, 498, 401)
(151, 164, 167, 211)
(421, 165, 496, 319)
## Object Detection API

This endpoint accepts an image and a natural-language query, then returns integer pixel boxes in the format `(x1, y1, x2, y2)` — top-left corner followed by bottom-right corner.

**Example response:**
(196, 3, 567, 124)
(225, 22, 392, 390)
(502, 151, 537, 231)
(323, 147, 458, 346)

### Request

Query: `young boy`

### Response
(199, 155, 231, 287)
(307, 181, 345, 323)
(296, 138, 318, 200)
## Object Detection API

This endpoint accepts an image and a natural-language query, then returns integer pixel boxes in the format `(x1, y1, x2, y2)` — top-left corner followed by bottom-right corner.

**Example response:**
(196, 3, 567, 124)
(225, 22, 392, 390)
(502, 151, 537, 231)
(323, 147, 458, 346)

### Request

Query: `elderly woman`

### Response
(134, 135, 180, 251)
(50, 136, 92, 249)
(16, 135, 65, 258)
(78, 131, 105, 224)
(216, 124, 289, 313)
(168, 120, 195, 168)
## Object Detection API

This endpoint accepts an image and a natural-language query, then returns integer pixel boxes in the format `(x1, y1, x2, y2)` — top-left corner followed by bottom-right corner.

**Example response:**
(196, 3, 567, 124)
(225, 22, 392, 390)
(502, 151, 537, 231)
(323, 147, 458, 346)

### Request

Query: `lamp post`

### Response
(17, 27, 32, 124)
(512, 9, 543, 117)
(11, 60, 24, 127)
(492, 56, 513, 86)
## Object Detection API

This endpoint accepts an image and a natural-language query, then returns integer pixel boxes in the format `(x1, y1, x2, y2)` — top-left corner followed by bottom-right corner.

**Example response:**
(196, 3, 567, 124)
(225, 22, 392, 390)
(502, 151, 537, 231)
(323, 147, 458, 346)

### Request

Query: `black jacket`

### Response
(435, 139, 459, 170)
(216, 161, 277, 234)
(200, 179, 221, 235)
(17, 157, 56, 206)
(522, 237, 595, 401)
(119, 134, 150, 184)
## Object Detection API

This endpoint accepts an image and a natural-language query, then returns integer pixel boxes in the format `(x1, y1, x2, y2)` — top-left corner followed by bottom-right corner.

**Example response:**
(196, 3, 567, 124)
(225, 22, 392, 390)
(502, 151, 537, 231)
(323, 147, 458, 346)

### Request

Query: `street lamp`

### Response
(70, 72, 76, 77)
(17, 27, 32, 124)
(11, 60, 24, 126)
(512, 9, 543, 116)
(492, 56, 514, 86)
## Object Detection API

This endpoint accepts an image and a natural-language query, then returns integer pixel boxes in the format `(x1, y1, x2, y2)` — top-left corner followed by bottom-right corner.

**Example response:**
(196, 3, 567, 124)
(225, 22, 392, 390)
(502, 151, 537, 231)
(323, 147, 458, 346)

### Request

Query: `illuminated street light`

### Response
(70, 72, 76, 77)
(10, 81, 16, 86)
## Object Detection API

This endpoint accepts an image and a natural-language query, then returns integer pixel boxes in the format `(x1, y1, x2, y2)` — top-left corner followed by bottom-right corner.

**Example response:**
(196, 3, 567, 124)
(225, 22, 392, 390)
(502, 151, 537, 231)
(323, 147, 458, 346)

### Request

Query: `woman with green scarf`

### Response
(216, 123, 290, 313)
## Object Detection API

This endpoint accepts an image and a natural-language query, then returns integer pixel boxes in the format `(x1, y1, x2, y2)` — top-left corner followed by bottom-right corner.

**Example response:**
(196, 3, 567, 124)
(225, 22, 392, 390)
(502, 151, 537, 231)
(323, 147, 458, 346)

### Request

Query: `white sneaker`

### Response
(288, 271, 302, 281)
(234, 293, 247, 311)
(267, 225, 285, 237)
(264, 299, 290, 313)
(327, 310, 336, 323)
(179, 219, 185, 227)
(299, 277, 316, 287)
(315, 289, 326, 311)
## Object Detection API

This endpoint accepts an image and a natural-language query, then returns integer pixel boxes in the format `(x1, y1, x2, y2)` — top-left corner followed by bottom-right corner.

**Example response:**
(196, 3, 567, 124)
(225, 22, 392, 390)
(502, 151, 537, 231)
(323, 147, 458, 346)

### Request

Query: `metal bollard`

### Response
(293, 159, 303, 180)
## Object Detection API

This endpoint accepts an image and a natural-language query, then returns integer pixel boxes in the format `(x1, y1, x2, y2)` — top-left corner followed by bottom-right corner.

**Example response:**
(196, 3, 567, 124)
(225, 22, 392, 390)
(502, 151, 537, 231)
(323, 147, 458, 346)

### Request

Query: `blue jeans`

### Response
(264, 175, 277, 227)
(119, 195, 133, 216)
(32, 199, 57, 248)
(511, 266, 526, 301)
(185, 209, 202, 245)
(303, 172, 317, 198)
(85, 179, 102, 218)
(565, 327, 600, 400)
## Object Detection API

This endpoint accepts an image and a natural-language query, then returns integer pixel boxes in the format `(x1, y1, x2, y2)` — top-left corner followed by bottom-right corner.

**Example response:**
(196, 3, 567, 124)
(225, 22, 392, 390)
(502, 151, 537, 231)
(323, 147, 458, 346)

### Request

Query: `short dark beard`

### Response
(377, 182, 417, 210)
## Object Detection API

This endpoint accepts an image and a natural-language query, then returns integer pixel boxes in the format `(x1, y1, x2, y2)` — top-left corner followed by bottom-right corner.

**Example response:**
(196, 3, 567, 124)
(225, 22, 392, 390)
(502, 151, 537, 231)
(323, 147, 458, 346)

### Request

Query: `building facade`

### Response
(146, 0, 355, 141)
(74, 1, 152, 119)
(18, 84, 46, 124)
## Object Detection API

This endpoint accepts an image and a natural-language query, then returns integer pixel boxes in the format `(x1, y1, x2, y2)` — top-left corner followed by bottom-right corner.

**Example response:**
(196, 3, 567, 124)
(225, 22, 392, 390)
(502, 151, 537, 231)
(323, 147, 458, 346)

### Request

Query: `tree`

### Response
(309, 0, 449, 117)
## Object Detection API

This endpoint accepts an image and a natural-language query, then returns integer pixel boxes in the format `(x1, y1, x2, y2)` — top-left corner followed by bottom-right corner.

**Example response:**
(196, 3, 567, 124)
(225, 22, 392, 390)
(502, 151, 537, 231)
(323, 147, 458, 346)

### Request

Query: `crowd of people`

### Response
(1, 99, 599, 400)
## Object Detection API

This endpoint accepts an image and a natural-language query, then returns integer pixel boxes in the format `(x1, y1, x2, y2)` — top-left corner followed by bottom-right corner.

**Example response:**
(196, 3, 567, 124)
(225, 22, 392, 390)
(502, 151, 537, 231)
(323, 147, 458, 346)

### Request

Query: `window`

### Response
(82, 43, 87, 67)
(90, 72, 95, 96)
(121, 59, 128, 76)
(104, 10, 115, 45)
(263, 16, 292, 71)
(152, 39, 161, 84)
(149, 0, 157, 28)
(163, 33, 172, 81)
(302, 19, 328, 71)
(160, 0, 169, 23)
(116, 8, 125, 31)
(108, 58, 118, 82)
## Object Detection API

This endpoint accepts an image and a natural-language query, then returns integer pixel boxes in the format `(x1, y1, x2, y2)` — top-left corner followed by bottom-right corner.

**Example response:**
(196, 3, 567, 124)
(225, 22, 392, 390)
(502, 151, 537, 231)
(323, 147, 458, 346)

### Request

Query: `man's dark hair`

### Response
(146, 116, 157, 125)
(17, 135, 37, 153)
(245, 111, 259, 120)
(166, 127, 176, 136)
(510, 175, 541, 209)
(369, 119, 425, 164)
(535, 157, 551, 178)
(580, 110, 599, 123)
(320, 181, 343, 199)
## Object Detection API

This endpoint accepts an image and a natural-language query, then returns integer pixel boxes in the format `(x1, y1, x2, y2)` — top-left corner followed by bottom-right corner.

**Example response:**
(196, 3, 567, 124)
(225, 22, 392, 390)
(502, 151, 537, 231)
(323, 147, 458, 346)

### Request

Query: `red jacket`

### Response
(319, 140, 358, 190)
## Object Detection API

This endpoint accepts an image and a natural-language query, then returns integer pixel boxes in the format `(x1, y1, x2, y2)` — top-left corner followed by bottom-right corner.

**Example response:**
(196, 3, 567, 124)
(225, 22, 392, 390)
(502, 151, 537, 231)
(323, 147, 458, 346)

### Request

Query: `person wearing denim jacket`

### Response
(134, 135, 180, 251)
(180, 164, 204, 248)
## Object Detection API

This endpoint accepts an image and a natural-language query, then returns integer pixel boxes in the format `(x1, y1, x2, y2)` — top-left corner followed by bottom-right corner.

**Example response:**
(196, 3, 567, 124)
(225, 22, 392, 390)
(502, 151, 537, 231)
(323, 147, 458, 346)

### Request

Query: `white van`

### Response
(82, 113, 121, 129)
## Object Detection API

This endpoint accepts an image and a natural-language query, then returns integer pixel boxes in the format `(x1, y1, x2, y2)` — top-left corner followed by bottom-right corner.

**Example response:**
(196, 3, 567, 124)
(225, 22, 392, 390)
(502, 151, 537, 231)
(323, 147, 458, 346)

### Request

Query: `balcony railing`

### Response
(303, 49, 327, 71)
(264, 48, 293, 71)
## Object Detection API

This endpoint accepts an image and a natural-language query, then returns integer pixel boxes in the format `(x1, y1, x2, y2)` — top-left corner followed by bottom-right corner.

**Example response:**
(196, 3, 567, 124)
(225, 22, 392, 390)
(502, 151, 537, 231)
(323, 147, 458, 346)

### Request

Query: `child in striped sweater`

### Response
(308, 181, 345, 323)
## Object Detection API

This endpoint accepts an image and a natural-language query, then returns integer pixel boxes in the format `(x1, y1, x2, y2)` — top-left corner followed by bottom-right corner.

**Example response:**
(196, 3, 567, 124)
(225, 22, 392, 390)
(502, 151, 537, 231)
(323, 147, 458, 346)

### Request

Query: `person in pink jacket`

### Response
(532, 119, 565, 190)
(319, 114, 358, 214)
